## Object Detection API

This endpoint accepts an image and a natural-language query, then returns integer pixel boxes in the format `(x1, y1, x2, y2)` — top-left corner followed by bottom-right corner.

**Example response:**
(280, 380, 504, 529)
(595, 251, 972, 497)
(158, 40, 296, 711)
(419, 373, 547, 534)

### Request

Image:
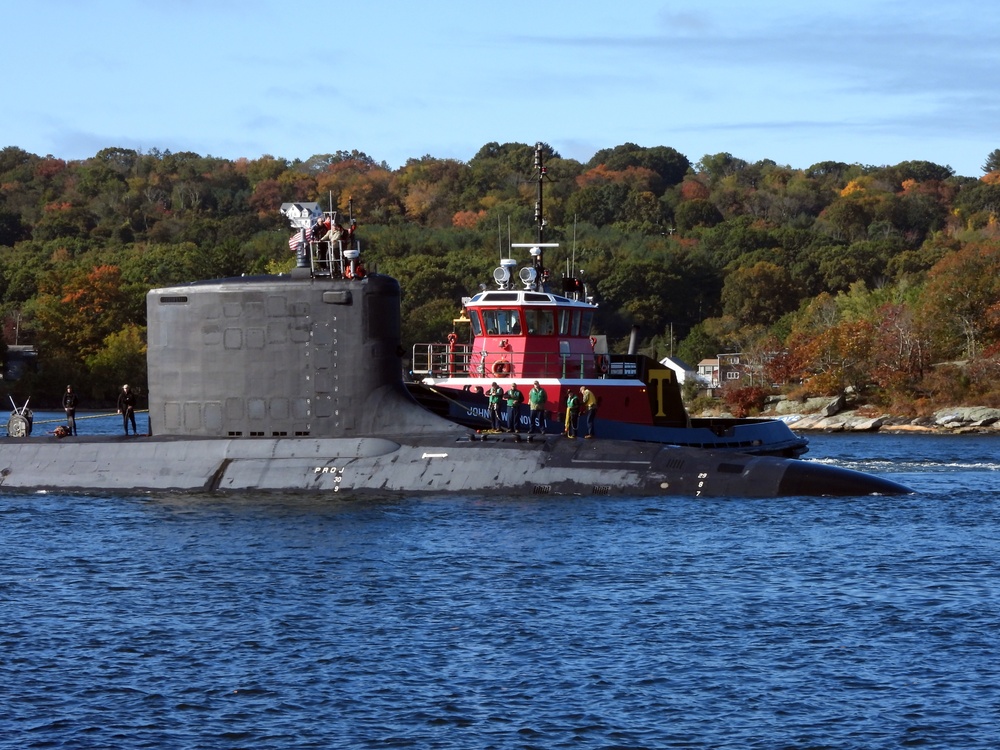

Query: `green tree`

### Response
(983, 149, 1000, 174)
(674, 198, 723, 233)
(817, 196, 871, 242)
(696, 152, 749, 184)
(85, 324, 148, 400)
(595, 256, 689, 344)
(814, 238, 900, 292)
(564, 183, 630, 227)
(0, 210, 28, 246)
(587, 143, 689, 191)
(720, 261, 797, 327)
(677, 322, 722, 366)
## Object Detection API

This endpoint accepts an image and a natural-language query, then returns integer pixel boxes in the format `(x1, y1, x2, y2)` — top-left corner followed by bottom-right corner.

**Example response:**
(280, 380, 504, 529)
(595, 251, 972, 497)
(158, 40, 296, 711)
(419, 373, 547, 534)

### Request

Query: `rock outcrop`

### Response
(727, 397, 1000, 434)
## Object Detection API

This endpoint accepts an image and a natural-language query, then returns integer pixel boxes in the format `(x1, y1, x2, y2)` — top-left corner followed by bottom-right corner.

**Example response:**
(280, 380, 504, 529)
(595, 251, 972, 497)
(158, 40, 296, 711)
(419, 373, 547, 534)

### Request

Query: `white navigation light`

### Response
(494, 258, 518, 287)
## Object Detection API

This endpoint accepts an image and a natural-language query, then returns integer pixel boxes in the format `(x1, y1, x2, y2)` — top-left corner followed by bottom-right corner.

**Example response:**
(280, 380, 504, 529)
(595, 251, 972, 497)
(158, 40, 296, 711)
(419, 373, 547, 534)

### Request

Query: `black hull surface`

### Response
(406, 383, 808, 457)
(0, 271, 909, 498)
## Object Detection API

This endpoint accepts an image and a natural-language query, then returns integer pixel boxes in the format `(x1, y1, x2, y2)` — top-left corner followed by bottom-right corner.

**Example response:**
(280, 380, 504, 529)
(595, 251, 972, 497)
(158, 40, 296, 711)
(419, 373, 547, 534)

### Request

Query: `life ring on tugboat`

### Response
(595, 354, 609, 374)
(492, 359, 512, 377)
(345, 262, 366, 280)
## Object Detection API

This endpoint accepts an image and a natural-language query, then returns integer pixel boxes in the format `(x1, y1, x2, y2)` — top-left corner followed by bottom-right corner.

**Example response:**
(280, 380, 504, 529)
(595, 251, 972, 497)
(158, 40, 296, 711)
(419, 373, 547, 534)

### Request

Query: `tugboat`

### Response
(407, 144, 808, 458)
(0, 201, 907, 498)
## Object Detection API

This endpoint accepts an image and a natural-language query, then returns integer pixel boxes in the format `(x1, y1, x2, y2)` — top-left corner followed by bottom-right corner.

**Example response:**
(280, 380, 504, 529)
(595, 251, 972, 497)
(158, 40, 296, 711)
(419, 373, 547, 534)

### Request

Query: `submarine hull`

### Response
(0, 433, 909, 497)
(0, 272, 910, 498)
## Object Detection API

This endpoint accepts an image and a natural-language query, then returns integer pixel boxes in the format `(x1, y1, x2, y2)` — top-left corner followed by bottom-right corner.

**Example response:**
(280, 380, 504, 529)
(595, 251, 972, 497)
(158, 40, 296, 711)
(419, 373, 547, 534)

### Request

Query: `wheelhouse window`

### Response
(470, 313, 482, 336)
(481, 309, 522, 336)
(525, 309, 555, 335)
(558, 309, 571, 335)
(556, 307, 594, 337)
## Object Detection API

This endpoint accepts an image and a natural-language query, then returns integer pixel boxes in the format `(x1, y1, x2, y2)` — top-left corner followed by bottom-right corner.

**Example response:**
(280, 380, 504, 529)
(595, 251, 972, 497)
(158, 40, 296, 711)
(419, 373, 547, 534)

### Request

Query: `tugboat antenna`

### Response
(532, 142, 548, 274)
(572, 214, 578, 278)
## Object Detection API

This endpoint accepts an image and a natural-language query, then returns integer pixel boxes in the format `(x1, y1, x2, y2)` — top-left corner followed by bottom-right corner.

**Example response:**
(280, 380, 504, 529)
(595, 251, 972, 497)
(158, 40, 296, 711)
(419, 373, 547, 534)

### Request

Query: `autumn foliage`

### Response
(2, 141, 1000, 410)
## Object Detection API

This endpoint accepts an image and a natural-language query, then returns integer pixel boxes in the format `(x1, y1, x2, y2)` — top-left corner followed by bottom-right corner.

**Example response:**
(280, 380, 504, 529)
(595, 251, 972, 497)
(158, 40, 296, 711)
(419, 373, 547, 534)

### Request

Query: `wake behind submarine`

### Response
(0, 205, 909, 497)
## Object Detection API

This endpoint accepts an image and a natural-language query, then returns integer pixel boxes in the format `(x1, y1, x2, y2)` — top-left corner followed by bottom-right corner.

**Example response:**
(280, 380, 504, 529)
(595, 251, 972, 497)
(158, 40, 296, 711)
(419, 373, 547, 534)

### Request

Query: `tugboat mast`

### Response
(510, 142, 557, 291)
(532, 142, 547, 275)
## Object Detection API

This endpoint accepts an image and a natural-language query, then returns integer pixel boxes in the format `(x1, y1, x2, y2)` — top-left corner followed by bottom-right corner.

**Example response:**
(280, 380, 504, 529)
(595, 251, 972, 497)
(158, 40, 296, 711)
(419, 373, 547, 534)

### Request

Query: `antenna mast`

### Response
(532, 142, 546, 273)
(508, 142, 557, 291)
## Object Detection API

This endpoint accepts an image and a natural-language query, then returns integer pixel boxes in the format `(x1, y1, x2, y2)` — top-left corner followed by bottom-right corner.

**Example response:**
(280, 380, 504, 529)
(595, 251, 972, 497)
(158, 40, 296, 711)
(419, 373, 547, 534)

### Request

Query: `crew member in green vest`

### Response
(487, 382, 504, 431)
(505, 383, 524, 433)
(564, 390, 580, 438)
(528, 381, 547, 434)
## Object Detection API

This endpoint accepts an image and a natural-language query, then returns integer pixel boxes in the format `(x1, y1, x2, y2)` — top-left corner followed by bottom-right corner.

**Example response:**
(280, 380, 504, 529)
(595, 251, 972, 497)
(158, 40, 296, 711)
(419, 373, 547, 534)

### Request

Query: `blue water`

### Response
(2, 433, 998, 749)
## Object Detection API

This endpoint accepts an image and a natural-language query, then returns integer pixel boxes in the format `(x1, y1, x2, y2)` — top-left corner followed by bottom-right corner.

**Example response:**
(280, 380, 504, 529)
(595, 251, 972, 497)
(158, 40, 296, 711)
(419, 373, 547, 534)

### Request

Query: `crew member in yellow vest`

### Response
(579, 385, 598, 439)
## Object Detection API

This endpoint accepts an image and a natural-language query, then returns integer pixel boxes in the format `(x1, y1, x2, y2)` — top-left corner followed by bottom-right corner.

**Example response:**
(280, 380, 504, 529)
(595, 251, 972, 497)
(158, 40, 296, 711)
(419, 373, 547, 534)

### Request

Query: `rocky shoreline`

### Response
(760, 396, 1000, 435)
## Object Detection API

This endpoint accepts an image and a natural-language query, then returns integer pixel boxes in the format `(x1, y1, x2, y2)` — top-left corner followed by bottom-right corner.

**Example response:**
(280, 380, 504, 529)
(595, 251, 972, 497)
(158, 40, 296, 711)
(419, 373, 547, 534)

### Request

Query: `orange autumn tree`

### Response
(917, 239, 1000, 360)
(31, 264, 133, 365)
(870, 302, 929, 396)
(315, 159, 393, 214)
(790, 318, 878, 397)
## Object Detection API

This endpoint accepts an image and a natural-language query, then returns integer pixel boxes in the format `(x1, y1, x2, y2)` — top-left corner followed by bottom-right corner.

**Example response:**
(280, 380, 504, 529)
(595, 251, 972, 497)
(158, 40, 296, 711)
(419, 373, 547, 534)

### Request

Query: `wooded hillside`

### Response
(2, 142, 1000, 412)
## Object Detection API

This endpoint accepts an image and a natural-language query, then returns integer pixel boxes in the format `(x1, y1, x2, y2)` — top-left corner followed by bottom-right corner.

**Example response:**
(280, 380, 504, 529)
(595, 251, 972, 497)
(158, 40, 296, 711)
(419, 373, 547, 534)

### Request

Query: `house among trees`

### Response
(718, 353, 745, 385)
(694, 353, 751, 395)
(697, 358, 720, 389)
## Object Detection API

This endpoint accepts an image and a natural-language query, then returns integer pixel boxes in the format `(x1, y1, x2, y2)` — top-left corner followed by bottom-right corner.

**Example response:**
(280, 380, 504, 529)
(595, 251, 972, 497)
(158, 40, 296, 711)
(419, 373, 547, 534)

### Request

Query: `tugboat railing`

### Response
(411, 343, 612, 380)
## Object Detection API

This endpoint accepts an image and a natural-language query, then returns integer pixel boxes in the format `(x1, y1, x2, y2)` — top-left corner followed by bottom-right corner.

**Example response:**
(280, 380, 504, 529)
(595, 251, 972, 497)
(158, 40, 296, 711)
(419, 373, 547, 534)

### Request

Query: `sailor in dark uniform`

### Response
(62, 384, 79, 436)
(117, 384, 137, 435)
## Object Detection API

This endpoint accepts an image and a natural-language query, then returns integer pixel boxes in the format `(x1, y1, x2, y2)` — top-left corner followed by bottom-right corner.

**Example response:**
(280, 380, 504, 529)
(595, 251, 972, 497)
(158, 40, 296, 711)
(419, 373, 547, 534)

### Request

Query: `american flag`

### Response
(288, 225, 314, 253)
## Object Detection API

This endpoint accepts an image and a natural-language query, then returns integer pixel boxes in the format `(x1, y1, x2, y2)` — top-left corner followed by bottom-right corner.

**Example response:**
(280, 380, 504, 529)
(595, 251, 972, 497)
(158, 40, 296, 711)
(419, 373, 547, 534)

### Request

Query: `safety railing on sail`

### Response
(411, 344, 614, 380)
(308, 239, 357, 278)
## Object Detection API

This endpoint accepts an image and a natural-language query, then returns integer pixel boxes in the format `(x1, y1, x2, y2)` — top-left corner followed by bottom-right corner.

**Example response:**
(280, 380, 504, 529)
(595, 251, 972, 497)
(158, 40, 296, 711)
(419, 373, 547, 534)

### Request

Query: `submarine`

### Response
(0, 203, 910, 498)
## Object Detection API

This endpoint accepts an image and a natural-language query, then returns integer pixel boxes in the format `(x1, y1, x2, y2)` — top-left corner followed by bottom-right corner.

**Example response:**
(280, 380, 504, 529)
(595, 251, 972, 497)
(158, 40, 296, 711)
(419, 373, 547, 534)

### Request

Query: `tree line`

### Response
(2, 142, 1000, 412)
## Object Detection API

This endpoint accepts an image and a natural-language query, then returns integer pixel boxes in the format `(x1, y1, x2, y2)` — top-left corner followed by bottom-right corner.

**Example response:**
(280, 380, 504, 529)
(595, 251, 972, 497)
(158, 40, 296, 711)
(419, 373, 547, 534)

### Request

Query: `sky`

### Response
(2, 0, 998, 177)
